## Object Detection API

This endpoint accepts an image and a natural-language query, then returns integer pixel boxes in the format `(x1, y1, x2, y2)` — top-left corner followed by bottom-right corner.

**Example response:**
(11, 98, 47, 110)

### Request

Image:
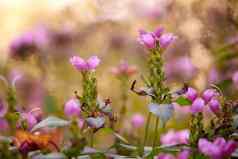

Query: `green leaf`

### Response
(175, 97, 192, 106)
(31, 116, 70, 132)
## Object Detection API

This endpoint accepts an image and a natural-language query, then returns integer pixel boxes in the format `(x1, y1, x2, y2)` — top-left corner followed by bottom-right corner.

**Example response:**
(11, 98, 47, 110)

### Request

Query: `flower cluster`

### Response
(138, 27, 177, 49)
(198, 137, 237, 159)
(185, 87, 221, 115)
(70, 56, 100, 72)
(111, 60, 137, 77)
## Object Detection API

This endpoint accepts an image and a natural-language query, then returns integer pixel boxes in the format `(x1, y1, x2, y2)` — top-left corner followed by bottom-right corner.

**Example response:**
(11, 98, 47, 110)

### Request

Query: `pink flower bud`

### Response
(64, 99, 81, 117)
(191, 98, 205, 114)
(159, 33, 177, 48)
(70, 55, 100, 71)
(130, 114, 145, 128)
(202, 89, 217, 103)
(208, 99, 220, 114)
(138, 30, 156, 49)
(185, 87, 197, 101)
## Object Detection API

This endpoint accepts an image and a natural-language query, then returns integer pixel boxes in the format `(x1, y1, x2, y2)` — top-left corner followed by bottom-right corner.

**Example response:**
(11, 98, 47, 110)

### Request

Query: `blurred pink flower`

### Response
(165, 57, 197, 82)
(156, 150, 190, 159)
(198, 137, 237, 159)
(70, 56, 100, 71)
(160, 129, 189, 145)
(111, 60, 137, 77)
(21, 112, 38, 130)
(191, 98, 205, 114)
(232, 71, 238, 88)
(64, 98, 81, 117)
(130, 114, 145, 128)
(0, 118, 9, 131)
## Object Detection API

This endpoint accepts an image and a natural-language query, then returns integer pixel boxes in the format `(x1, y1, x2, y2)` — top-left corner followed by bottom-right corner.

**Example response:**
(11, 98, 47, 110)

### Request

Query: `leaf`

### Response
(86, 117, 105, 129)
(31, 116, 70, 132)
(148, 103, 174, 125)
(175, 96, 192, 106)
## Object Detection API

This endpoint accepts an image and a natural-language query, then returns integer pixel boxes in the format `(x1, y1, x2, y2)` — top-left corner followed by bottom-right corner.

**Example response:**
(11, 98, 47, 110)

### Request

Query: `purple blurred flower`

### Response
(156, 153, 175, 159)
(70, 56, 100, 71)
(191, 98, 205, 114)
(161, 129, 189, 145)
(185, 87, 197, 102)
(138, 30, 156, 49)
(64, 98, 81, 117)
(21, 112, 37, 129)
(208, 68, 220, 84)
(0, 100, 7, 118)
(9, 27, 49, 58)
(130, 114, 145, 128)
(165, 57, 197, 82)
(0, 118, 9, 131)
(232, 71, 238, 87)
(208, 98, 220, 115)
(202, 89, 218, 103)
(111, 60, 137, 77)
(159, 33, 177, 48)
(156, 150, 190, 159)
(198, 137, 237, 159)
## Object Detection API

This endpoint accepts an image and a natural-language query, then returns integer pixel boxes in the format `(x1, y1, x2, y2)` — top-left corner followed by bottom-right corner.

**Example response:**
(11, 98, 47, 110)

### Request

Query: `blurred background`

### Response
(0, 0, 238, 147)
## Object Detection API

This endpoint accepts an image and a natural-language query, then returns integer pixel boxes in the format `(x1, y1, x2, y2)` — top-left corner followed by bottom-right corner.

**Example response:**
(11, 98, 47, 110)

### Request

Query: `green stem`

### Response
(152, 117, 160, 149)
(90, 130, 94, 147)
(142, 112, 152, 153)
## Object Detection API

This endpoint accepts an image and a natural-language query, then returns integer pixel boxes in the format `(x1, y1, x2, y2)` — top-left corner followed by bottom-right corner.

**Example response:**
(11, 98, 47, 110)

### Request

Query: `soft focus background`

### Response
(0, 0, 238, 147)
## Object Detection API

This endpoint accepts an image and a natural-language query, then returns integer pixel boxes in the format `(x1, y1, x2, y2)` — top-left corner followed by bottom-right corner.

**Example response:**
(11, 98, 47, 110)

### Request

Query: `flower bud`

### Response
(191, 98, 205, 114)
(64, 99, 81, 117)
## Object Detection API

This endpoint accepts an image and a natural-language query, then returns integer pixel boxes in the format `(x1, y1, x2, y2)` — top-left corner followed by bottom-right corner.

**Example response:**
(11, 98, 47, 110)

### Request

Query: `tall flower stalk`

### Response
(137, 27, 176, 153)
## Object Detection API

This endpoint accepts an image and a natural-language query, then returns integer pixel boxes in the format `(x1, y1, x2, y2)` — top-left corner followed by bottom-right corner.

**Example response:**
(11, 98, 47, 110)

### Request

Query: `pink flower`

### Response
(208, 98, 220, 114)
(161, 129, 189, 145)
(185, 87, 197, 102)
(156, 153, 175, 159)
(153, 27, 164, 39)
(64, 98, 81, 117)
(202, 89, 217, 103)
(198, 138, 237, 159)
(156, 150, 190, 159)
(21, 112, 37, 129)
(111, 60, 137, 77)
(159, 33, 177, 48)
(191, 98, 205, 114)
(130, 114, 145, 128)
(70, 55, 100, 71)
(138, 30, 156, 49)
(232, 71, 238, 88)
(0, 118, 9, 131)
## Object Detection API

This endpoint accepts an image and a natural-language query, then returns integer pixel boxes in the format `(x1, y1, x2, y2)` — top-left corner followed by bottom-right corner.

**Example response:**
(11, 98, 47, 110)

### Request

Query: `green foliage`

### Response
(175, 96, 192, 106)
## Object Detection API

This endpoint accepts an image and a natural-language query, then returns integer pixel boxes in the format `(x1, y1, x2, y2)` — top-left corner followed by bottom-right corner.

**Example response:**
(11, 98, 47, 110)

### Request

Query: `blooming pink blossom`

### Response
(198, 137, 237, 159)
(70, 56, 100, 71)
(191, 98, 205, 114)
(130, 114, 145, 128)
(161, 129, 189, 145)
(64, 98, 81, 117)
